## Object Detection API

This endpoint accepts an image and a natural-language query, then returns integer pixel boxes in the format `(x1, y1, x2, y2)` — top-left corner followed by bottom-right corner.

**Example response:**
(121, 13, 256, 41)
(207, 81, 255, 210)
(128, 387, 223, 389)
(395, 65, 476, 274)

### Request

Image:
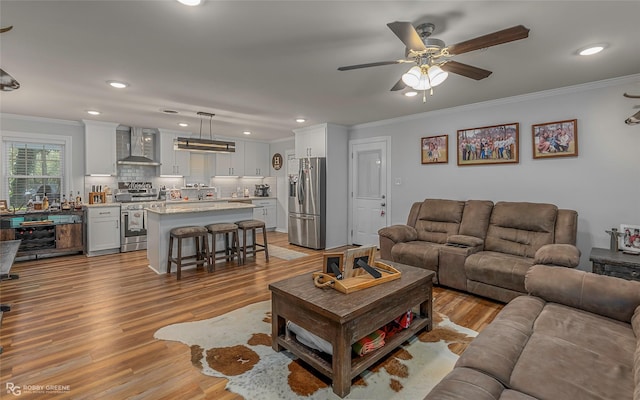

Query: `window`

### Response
(3, 140, 65, 209)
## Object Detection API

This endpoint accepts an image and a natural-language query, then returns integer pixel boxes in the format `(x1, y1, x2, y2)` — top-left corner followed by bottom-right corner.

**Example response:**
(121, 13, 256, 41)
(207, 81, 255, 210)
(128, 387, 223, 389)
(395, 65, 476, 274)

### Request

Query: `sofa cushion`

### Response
(459, 200, 494, 240)
(533, 243, 580, 268)
(526, 265, 640, 322)
(455, 296, 544, 385)
(509, 303, 636, 400)
(485, 202, 557, 258)
(424, 367, 506, 400)
(465, 251, 534, 293)
(414, 199, 465, 244)
(391, 241, 441, 273)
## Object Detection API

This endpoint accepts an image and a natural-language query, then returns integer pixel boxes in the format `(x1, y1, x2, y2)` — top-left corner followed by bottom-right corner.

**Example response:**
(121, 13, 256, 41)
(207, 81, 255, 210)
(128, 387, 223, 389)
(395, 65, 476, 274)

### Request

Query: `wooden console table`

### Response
(590, 247, 640, 281)
(269, 261, 433, 397)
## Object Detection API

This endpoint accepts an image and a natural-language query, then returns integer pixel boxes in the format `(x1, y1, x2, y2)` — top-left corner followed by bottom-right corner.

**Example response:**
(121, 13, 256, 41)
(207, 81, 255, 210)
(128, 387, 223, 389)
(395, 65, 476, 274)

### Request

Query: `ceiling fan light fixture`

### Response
(413, 74, 432, 91)
(427, 65, 448, 87)
(402, 66, 422, 88)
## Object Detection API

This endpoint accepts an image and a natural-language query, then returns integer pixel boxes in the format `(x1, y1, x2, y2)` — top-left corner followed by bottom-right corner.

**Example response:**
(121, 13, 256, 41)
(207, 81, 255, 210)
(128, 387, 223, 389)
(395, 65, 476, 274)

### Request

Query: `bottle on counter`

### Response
(75, 191, 82, 207)
(62, 194, 70, 210)
(42, 193, 49, 210)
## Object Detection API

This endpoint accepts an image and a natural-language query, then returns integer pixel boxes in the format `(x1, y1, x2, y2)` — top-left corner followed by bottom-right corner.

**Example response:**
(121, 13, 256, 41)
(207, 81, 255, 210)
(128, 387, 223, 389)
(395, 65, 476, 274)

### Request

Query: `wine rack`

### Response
(15, 226, 56, 252)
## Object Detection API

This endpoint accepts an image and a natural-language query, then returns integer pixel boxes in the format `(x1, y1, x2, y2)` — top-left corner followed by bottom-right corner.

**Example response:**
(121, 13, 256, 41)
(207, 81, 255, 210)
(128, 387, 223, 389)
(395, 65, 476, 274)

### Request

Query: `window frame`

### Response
(1, 131, 73, 209)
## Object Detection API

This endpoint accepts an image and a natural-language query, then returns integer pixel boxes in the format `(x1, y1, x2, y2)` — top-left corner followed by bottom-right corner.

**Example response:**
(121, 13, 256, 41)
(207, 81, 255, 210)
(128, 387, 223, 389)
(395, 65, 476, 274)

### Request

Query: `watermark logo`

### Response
(6, 382, 71, 396)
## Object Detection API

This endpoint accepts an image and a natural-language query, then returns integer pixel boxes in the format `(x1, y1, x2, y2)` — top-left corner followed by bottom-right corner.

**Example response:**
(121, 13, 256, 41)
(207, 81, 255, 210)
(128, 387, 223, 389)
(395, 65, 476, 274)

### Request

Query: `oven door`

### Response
(120, 209, 148, 252)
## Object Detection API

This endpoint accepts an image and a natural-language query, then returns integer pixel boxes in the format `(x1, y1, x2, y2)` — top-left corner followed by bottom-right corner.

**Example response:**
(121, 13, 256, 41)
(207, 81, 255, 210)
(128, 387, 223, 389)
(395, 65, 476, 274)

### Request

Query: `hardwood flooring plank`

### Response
(0, 232, 503, 398)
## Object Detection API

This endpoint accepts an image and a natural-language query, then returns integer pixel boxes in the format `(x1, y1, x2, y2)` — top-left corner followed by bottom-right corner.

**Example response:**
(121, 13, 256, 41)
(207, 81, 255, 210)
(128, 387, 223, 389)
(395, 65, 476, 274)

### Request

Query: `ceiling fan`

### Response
(0, 25, 21, 92)
(338, 21, 530, 98)
(624, 93, 640, 125)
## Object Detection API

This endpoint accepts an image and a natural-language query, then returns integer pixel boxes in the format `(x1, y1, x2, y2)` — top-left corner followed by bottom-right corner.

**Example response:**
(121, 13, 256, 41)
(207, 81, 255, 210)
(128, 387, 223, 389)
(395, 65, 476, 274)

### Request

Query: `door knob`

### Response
(381, 202, 386, 207)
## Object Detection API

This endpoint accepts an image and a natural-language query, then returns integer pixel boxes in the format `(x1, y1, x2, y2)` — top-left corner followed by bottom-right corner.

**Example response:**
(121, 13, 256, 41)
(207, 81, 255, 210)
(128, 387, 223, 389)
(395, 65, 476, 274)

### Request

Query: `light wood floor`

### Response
(0, 232, 503, 399)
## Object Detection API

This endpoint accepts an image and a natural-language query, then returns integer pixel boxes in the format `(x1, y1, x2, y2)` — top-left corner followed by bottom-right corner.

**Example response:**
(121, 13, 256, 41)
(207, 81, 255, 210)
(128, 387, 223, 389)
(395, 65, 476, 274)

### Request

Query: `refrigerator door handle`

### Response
(297, 160, 304, 205)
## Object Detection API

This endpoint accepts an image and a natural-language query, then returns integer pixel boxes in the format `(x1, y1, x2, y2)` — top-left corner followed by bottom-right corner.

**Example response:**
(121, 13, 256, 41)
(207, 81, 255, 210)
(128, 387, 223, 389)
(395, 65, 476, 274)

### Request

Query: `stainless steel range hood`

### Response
(174, 137, 236, 153)
(117, 127, 161, 166)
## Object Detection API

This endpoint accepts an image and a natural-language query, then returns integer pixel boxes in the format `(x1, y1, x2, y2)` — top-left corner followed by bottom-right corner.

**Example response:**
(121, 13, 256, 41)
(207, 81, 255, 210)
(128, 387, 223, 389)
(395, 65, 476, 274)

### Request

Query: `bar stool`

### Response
(236, 219, 269, 265)
(205, 222, 241, 271)
(167, 226, 210, 280)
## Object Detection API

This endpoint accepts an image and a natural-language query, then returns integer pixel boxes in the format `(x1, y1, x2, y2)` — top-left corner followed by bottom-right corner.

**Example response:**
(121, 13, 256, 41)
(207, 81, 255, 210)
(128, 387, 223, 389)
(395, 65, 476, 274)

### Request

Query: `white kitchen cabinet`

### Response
(159, 129, 191, 177)
(252, 199, 276, 230)
(86, 205, 121, 255)
(215, 140, 244, 176)
(244, 141, 270, 176)
(294, 123, 339, 158)
(84, 120, 119, 175)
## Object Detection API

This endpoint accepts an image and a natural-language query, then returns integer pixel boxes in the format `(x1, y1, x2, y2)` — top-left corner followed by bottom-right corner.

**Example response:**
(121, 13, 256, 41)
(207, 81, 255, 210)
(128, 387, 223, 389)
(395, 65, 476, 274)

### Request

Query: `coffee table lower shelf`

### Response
(275, 315, 431, 381)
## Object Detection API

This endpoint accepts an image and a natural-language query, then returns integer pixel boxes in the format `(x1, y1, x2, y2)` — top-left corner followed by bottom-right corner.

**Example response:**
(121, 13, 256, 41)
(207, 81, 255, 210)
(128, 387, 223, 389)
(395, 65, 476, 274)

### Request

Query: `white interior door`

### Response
(350, 138, 389, 246)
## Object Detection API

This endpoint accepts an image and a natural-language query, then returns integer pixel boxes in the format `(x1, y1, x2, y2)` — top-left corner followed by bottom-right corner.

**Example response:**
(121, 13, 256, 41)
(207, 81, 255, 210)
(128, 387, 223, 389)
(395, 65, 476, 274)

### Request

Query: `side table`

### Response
(589, 247, 640, 281)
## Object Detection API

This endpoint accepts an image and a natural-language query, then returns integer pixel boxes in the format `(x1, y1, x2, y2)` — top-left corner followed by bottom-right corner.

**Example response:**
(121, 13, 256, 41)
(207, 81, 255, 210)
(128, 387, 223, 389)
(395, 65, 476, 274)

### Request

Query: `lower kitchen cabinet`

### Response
(252, 199, 276, 230)
(86, 206, 121, 256)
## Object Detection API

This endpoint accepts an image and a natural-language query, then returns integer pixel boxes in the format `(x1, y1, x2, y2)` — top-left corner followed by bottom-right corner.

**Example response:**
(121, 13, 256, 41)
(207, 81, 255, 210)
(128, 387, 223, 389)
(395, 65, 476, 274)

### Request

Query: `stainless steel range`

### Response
(117, 182, 162, 252)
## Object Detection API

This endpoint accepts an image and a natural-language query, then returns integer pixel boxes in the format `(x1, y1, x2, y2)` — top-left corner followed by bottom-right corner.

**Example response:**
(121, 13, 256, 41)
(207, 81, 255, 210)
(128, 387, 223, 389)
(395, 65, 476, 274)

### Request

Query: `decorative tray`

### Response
(312, 260, 401, 294)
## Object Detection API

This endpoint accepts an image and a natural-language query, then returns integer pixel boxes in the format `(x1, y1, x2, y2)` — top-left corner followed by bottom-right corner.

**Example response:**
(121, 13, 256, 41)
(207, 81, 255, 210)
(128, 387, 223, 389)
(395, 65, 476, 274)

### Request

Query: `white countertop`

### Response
(146, 202, 255, 215)
(82, 196, 276, 208)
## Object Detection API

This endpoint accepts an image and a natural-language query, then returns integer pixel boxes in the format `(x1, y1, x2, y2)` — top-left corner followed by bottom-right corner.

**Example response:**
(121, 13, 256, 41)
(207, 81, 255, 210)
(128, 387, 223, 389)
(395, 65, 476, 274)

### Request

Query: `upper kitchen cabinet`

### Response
(158, 129, 190, 177)
(294, 123, 346, 158)
(215, 140, 244, 177)
(244, 141, 270, 177)
(83, 120, 119, 175)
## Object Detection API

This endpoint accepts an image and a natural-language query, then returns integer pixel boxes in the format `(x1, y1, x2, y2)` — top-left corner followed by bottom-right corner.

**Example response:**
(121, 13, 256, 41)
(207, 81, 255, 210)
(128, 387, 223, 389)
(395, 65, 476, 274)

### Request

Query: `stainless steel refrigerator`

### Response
(288, 157, 326, 249)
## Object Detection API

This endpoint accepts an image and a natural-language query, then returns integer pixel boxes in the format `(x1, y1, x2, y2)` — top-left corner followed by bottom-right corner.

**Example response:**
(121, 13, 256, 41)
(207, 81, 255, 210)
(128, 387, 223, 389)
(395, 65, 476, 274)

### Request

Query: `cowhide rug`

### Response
(154, 301, 477, 399)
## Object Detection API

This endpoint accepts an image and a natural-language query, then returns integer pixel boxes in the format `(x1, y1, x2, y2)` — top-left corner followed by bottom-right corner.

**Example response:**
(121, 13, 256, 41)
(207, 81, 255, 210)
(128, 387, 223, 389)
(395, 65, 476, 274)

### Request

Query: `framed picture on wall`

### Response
(532, 119, 578, 159)
(457, 123, 519, 166)
(620, 224, 640, 253)
(421, 135, 448, 164)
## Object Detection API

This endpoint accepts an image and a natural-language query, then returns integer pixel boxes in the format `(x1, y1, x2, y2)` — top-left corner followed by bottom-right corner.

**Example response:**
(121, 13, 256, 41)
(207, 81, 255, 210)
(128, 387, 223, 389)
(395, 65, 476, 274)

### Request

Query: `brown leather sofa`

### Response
(425, 265, 640, 400)
(378, 199, 580, 302)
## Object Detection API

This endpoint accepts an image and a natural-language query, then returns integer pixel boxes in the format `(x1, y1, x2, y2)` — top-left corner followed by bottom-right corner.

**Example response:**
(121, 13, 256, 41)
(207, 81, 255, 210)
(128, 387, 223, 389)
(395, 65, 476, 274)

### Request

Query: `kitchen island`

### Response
(146, 202, 255, 274)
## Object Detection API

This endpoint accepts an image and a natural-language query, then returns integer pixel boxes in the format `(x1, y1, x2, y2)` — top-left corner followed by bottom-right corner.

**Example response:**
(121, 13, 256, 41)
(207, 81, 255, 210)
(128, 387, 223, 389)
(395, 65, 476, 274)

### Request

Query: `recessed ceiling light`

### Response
(295, 118, 306, 123)
(243, 131, 251, 135)
(86, 110, 101, 115)
(107, 80, 129, 89)
(176, 0, 202, 5)
(404, 91, 418, 97)
(178, 123, 189, 127)
(578, 45, 606, 56)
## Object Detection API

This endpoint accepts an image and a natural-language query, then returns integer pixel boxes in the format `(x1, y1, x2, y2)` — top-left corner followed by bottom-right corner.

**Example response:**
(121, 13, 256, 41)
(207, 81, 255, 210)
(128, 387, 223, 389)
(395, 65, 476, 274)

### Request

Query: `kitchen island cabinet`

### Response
(146, 202, 255, 274)
(86, 205, 121, 256)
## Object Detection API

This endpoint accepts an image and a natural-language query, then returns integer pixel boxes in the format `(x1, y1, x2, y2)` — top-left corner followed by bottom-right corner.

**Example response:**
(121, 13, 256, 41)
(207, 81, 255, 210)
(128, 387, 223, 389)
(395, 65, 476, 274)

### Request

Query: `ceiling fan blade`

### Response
(0, 68, 20, 91)
(447, 25, 530, 55)
(624, 93, 640, 99)
(441, 61, 492, 80)
(387, 21, 426, 52)
(338, 60, 403, 71)
(0, 25, 13, 34)
(390, 79, 406, 91)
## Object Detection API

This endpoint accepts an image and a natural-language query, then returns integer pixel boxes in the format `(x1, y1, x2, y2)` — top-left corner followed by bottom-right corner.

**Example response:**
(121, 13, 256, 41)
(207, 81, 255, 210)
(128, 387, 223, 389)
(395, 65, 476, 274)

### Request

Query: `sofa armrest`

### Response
(525, 265, 640, 323)
(447, 234, 484, 249)
(378, 225, 417, 243)
(533, 244, 580, 268)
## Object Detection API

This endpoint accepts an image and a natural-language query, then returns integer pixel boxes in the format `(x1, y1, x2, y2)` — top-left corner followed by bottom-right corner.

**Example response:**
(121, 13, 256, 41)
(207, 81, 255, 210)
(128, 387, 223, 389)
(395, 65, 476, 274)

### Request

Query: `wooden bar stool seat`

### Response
(167, 226, 210, 280)
(236, 219, 269, 265)
(205, 223, 241, 270)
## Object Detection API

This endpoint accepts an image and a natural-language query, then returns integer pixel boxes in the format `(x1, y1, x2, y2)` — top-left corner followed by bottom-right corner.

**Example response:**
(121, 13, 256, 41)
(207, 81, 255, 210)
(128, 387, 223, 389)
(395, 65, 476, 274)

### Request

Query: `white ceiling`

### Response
(1, 1, 639, 141)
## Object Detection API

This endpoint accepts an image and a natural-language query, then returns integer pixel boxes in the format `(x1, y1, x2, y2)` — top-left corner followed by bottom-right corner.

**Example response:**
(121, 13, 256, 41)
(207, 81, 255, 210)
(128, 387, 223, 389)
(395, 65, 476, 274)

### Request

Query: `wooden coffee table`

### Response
(269, 261, 434, 397)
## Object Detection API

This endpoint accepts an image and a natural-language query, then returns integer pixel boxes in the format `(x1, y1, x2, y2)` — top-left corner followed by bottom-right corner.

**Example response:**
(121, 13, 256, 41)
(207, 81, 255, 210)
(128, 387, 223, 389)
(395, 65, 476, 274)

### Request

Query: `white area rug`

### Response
(267, 245, 309, 261)
(155, 301, 477, 399)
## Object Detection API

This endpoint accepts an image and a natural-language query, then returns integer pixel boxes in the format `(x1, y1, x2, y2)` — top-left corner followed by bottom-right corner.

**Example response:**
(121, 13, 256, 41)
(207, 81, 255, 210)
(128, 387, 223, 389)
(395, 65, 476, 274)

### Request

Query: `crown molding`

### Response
(352, 73, 640, 130)
(0, 113, 83, 127)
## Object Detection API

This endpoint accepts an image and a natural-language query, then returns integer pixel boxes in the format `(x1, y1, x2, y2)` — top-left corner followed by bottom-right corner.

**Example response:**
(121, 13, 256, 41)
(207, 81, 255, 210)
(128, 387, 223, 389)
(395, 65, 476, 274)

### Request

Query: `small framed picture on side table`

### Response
(620, 224, 640, 254)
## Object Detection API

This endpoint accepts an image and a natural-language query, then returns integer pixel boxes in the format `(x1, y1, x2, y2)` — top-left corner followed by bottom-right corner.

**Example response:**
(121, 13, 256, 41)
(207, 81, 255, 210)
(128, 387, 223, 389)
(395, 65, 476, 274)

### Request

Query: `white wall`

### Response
(349, 75, 640, 270)
(269, 138, 295, 232)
